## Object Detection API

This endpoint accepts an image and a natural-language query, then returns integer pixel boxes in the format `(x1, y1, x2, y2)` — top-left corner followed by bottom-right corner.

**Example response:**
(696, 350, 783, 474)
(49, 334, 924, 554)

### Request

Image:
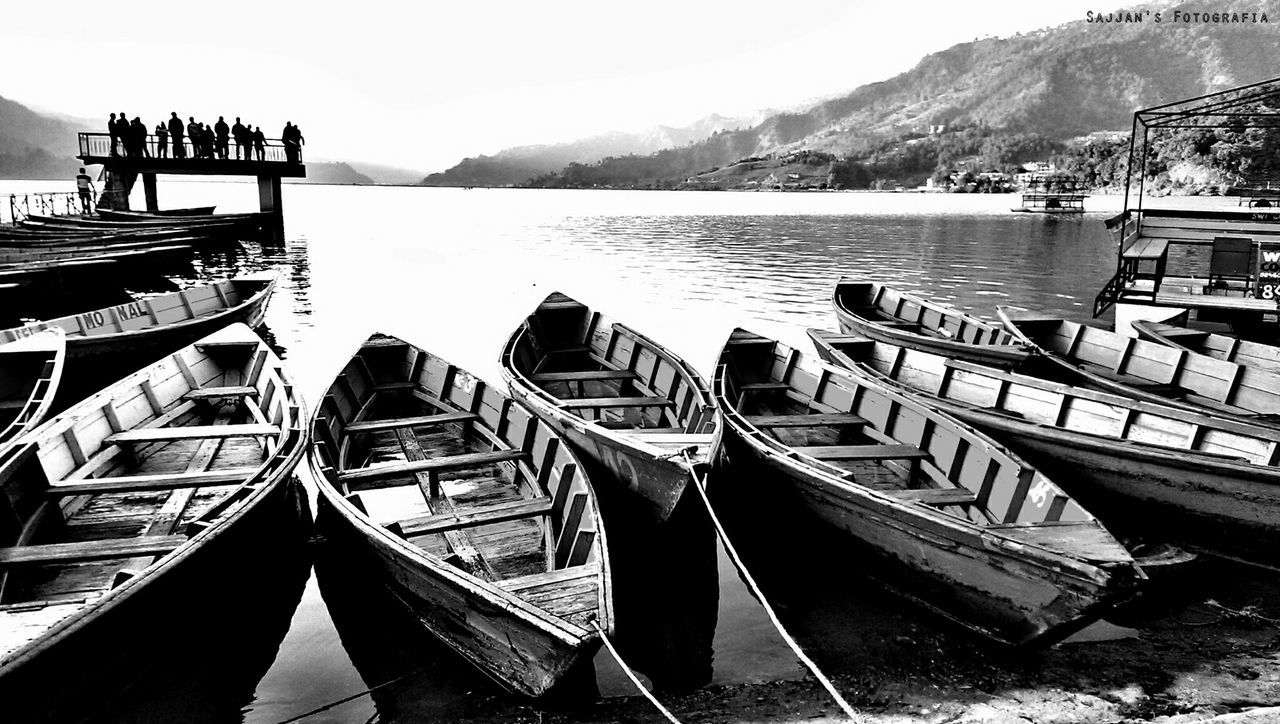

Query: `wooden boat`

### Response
(0, 274, 275, 365)
(808, 327, 1280, 562)
(999, 307, 1280, 417)
(308, 333, 612, 696)
(0, 323, 307, 703)
(832, 279, 1032, 366)
(1132, 319, 1280, 375)
(0, 332, 65, 451)
(714, 328, 1142, 647)
(500, 292, 717, 520)
(97, 206, 217, 220)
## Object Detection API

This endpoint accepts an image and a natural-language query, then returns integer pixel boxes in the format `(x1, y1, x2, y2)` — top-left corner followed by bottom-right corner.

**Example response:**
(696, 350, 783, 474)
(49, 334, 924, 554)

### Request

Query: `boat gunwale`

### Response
(0, 329, 66, 451)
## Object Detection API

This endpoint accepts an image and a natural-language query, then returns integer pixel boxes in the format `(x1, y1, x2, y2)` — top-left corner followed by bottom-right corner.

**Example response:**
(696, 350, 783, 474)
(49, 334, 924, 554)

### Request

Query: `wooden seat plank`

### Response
(497, 565, 597, 593)
(106, 423, 279, 444)
(794, 444, 929, 461)
(530, 370, 633, 383)
(393, 497, 552, 538)
(887, 488, 977, 506)
(338, 449, 528, 484)
(745, 413, 868, 428)
(560, 396, 673, 409)
(47, 468, 259, 496)
(738, 382, 790, 392)
(343, 411, 479, 435)
(182, 386, 258, 401)
(0, 535, 188, 568)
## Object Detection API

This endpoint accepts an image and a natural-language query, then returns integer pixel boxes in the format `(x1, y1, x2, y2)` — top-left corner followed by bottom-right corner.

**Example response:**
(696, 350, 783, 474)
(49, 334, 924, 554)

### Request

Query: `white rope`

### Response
(593, 620, 683, 724)
(685, 456, 867, 722)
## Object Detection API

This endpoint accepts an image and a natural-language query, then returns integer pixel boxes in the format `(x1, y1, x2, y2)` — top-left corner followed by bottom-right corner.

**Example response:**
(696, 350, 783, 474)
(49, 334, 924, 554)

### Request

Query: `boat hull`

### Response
(313, 492, 599, 697)
(715, 424, 1129, 647)
(0, 473, 309, 722)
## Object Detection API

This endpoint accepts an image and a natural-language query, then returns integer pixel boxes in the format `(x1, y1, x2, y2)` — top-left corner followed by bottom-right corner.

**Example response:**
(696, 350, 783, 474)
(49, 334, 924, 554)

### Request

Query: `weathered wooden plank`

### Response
(47, 468, 259, 496)
(338, 449, 528, 484)
(529, 370, 633, 383)
(496, 565, 596, 593)
(887, 487, 977, 506)
(0, 535, 188, 567)
(559, 396, 673, 409)
(394, 497, 552, 538)
(106, 424, 279, 444)
(739, 382, 791, 392)
(182, 386, 258, 401)
(343, 411, 479, 435)
(745, 413, 868, 428)
(794, 444, 930, 461)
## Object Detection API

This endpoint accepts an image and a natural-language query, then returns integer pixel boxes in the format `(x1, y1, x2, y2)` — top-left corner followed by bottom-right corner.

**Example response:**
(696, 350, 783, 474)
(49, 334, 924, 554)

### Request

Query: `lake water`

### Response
(1, 181, 1133, 722)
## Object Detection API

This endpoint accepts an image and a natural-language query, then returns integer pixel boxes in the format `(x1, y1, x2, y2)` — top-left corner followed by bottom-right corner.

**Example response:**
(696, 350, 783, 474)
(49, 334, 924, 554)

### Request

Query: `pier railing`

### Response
(78, 132, 302, 164)
(4, 191, 88, 224)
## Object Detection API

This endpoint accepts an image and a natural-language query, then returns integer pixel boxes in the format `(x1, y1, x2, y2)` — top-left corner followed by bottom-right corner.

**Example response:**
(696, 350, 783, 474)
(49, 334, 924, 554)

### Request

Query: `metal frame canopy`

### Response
(1123, 76, 1280, 215)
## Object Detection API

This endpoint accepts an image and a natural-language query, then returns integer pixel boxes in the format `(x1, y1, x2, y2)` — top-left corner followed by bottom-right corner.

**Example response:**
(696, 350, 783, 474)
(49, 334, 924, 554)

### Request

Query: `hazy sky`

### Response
(3, 1, 1113, 172)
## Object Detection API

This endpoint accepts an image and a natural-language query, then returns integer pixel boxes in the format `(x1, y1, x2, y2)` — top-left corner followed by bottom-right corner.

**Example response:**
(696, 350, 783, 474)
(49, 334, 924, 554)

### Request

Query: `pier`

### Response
(77, 132, 305, 242)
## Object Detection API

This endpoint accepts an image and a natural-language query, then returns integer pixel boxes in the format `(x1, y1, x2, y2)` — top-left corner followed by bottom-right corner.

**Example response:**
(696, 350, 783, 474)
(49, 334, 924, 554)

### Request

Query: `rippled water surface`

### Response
(1, 181, 1135, 722)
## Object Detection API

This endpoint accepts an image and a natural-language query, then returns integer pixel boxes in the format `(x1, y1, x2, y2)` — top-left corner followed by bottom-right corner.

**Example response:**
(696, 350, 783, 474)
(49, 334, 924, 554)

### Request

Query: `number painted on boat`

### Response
(596, 442, 641, 493)
(8, 323, 49, 339)
(1027, 479, 1053, 508)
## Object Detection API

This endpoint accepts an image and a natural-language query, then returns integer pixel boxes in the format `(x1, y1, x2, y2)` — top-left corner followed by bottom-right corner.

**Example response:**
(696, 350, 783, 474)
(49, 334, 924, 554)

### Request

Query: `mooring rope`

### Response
(683, 452, 866, 722)
(593, 620, 683, 724)
(276, 667, 426, 723)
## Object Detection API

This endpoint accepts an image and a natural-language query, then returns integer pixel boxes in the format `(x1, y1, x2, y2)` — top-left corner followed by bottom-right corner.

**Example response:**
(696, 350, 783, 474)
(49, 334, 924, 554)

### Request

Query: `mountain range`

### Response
(432, 0, 1280, 188)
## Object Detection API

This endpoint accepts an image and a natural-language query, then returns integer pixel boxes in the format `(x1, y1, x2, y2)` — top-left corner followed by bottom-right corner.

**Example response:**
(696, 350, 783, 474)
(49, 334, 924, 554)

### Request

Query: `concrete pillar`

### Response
(257, 174, 285, 245)
(142, 173, 158, 212)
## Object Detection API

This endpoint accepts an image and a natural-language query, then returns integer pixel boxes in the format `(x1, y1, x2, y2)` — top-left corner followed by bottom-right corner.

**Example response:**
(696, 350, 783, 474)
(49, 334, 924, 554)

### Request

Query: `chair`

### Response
(1206, 236, 1254, 295)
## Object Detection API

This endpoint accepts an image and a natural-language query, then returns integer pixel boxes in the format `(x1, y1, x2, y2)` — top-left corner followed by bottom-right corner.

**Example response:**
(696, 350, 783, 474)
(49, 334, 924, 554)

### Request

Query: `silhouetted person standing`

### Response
(231, 117, 247, 160)
(252, 126, 266, 161)
(115, 112, 128, 155)
(107, 113, 120, 156)
(75, 167, 95, 213)
(129, 117, 148, 158)
(214, 116, 230, 159)
(168, 112, 185, 158)
(187, 117, 200, 158)
(155, 122, 168, 158)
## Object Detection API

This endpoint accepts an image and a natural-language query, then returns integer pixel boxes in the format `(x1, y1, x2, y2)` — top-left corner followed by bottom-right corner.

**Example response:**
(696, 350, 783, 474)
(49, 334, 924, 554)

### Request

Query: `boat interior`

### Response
(0, 338, 60, 444)
(0, 331, 299, 659)
(506, 293, 716, 457)
(313, 335, 604, 631)
(835, 280, 1018, 346)
(719, 330, 1105, 535)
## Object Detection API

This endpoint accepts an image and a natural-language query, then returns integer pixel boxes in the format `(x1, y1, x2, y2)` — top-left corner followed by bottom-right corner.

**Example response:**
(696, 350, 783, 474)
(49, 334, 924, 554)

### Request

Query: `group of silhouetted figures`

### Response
(107, 113, 304, 163)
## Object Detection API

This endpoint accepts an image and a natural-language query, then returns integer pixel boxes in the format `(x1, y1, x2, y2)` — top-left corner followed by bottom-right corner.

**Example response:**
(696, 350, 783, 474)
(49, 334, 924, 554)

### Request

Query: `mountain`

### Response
(528, 0, 1280, 188)
(345, 161, 425, 185)
(0, 95, 86, 179)
(420, 113, 768, 187)
(289, 161, 375, 185)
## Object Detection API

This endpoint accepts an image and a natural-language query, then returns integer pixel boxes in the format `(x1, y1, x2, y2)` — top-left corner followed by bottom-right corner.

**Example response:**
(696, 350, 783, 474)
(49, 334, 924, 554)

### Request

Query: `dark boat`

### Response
(0, 273, 274, 365)
(1132, 319, 1280, 376)
(97, 206, 217, 220)
(0, 323, 308, 713)
(714, 328, 1142, 647)
(809, 327, 1280, 561)
(832, 279, 1032, 366)
(0, 332, 65, 452)
(308, 333, 612, 696)
(500, 292, 717, 520)
(999, 307, 1280, 417)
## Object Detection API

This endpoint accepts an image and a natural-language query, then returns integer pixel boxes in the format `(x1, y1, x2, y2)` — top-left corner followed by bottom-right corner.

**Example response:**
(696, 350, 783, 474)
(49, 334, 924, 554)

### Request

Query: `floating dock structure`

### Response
(76, 133, 305, 243)
(1094, 77, 1280, 338)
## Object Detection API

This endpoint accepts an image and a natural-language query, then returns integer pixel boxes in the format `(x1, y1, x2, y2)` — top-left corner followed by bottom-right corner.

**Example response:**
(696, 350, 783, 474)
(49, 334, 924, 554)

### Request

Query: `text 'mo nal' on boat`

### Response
(309, 333, 612, 697)
(1132, 319, 1280, 375)
(808, 327, 1280, 562)
(998, 306, 1280, 418)
(714, 328, 1142, 647)
(0, 324, 307, 709)
(500, 292, 717, 520)
(832, 279, 1032, 367)
(0, 331, 65, 452)
(0, 273, 275, 365)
